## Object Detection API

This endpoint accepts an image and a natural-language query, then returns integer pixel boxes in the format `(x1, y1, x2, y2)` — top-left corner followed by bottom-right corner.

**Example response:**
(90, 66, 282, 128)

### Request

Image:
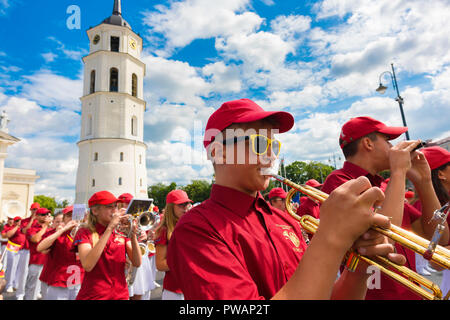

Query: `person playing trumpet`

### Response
(71, 191, 142, 300)
(320, 116, 447, 300)
(37, 206, 85, 300)
(166, 99, 406, 300)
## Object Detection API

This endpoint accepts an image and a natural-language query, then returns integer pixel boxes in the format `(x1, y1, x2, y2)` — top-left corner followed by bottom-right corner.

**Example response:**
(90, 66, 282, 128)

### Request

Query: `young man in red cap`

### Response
(117, 193, 133, 210)
(267, 187, 288, 212)
(320, 116, 445, 300)
(1, 216, 25, 293)
(24, 207, 52, 300)
(167, 99, 405, 300)
(72, 190, 141, 300)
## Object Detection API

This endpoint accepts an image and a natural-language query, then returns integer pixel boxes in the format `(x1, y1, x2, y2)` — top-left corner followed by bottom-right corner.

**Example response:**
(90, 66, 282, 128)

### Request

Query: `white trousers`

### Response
(15, 249, 30, 299)
(45, 284, 81, 300)
(162, 289, 184, 300)
(5, 249, 19, 289)
(24, 264, 43, 300)
(441, 269, 449, 299)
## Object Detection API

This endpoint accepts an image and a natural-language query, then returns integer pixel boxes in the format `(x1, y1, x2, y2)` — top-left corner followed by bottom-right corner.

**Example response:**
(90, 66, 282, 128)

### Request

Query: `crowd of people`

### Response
(0, 98, 449, 300)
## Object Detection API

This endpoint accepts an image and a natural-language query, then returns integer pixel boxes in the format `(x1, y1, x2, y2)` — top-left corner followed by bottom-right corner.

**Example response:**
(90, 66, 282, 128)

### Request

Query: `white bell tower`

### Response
(75, 0, 148, 204)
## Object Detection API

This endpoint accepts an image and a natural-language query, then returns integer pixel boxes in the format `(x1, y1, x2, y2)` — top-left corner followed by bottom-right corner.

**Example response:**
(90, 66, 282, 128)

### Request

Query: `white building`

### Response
(75, 0, 148, 204)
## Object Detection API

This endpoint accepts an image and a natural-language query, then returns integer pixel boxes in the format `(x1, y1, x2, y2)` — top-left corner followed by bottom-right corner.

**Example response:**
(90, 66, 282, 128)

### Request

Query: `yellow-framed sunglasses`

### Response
(221, 134, 282, 157)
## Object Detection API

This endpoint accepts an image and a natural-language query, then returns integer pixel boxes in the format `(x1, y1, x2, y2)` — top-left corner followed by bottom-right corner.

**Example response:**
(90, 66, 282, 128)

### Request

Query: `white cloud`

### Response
(20, 70, 82, 111)
(41, 52, 58, 63)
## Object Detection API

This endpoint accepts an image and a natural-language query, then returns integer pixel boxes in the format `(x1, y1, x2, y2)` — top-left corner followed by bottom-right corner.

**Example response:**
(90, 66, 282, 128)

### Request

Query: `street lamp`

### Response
(376, 63, 410, 140)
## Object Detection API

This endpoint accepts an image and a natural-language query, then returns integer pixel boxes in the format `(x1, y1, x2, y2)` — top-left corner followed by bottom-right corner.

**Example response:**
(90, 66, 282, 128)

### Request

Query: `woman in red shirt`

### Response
(155, 189, 192, 300)
(72, 191, 141, 300)
(37, 207, 85, 300)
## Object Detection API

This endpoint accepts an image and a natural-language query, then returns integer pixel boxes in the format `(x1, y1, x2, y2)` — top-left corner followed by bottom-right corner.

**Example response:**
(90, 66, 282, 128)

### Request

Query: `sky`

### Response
(0, 0, 450, 203)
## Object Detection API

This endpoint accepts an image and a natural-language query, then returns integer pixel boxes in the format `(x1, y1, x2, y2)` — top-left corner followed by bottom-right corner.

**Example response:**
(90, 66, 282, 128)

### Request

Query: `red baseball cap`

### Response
(13, 216, 22, 222)
(153, 206, 159, 212)
(30, 202, 40, 210)
(117, 193, 133, 204)
(36, 208, 51, 215)
(422, 146, 450, 170)
(88, 191, 118, 207)
(62, 206, 74, 215)
(405, 191, 415, 199)
(203, 99, 294, 149)
(305, 179, 323, 188)
(339, 116, 407, 149)
(268, 187, 287, 199)
(166, 190, 193, 205)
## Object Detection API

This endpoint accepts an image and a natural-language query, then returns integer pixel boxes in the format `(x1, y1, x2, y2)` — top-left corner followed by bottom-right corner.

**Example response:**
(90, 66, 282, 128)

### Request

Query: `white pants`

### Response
(162, 289, 184, 300)
(15, 249, 30, 299)
(4, 249, 19, 289)
(24, 264, 43, 300)
(45, 285, 81, 300)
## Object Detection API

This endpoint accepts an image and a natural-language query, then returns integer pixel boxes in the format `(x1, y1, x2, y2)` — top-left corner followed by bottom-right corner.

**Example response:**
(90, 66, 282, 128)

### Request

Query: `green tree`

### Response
(34, 195, 59, 214)
(148, 182, 177, 208)
(182, 180, 212, 204)
(284, 161, 334, 185)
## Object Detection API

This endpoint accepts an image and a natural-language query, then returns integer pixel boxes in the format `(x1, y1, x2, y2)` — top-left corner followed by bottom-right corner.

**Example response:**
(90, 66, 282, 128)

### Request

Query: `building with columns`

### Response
(0, 112, 39, 222)
(75, 0, 148, 204)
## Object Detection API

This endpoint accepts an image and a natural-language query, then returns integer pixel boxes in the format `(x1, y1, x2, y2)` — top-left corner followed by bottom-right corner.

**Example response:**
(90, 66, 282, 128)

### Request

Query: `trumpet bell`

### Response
(138, 211, 160, 231)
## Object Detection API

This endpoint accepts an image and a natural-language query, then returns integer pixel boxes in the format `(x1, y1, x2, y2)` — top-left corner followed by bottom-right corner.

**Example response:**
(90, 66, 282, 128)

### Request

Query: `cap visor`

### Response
(378, 126, 408, 140)
(236, 111, 294, 133)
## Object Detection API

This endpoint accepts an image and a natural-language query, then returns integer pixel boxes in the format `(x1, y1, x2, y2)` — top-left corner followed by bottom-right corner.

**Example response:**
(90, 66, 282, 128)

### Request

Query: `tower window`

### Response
(94, 152, 98, 161)
(87, 115, 92, 136)
(92, 179, 96, 187)
(118, 177, 122, 185)
(110, 68, 119, 92)
(120, 152, 124, 161)
(140, 178, 143, 187)
(90, 70, 96, 94)
(111, 36, 120, 52)
(131, 74, 138, 97)
(131, 116, 137, 136)
(139, 155, 142, 164)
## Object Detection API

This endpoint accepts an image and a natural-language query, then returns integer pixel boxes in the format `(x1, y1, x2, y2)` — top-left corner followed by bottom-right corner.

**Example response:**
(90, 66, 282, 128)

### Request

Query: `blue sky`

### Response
(1, 0, 450, 202)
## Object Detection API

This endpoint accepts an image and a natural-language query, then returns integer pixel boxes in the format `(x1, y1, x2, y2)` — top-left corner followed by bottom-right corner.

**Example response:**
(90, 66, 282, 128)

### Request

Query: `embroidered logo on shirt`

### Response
(283, 230, 300, 248)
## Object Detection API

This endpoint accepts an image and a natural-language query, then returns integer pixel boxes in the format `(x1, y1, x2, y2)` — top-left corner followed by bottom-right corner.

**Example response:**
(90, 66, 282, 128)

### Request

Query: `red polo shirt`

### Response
(167, 184, 307, 300)
(72, 223, 129, 300)
(20, 217, 39, 250)
(26, 224, 48, 265)
(40, 229, 85, 288)
(321, 161, 421, 300)
(155, 227, 182, 293)
(2, 224, 26, 248)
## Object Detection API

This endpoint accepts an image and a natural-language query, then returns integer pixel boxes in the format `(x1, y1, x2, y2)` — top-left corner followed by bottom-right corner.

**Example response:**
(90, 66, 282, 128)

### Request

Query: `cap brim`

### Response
(173, 199, 193, 204)
(236, 111, 294, 134)
(378, 126, 408, 140)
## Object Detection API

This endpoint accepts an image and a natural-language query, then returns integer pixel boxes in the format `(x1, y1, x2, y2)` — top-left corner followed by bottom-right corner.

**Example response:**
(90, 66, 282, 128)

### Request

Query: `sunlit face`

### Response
(213, 121, 279, 195)
(36, 212, 50, 224)
(117, 202, 128, 210)
(91, 202, 118, 225)
(438, 164, 450, 191)
(174, 202, 192, 219)
(63, 212, 72, 224)
(52, 214, 64, 228)
(270, 197, 286, 211)
(372, 133, 393, 172)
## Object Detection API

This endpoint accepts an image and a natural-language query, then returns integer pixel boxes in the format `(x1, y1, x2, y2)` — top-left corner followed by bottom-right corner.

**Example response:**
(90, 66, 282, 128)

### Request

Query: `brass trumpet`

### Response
(270, 173, 450, 300)
(116, 210, 160, 238)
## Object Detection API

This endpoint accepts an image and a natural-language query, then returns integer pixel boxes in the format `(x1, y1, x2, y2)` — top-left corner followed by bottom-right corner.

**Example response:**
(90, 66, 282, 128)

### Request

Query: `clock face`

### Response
(129, 38, 137, 50)
(93, 35, 100, 45)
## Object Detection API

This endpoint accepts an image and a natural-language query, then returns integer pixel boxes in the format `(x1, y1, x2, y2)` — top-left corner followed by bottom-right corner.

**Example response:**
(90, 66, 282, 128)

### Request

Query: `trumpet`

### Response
(116, 210, 160, 238)
(269, 173, 450, 300)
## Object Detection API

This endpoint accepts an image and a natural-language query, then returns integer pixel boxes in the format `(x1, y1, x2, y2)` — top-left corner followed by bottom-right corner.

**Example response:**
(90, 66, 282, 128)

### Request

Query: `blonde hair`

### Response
(84, 206, 99, 246)
(155, 203, 179, 241)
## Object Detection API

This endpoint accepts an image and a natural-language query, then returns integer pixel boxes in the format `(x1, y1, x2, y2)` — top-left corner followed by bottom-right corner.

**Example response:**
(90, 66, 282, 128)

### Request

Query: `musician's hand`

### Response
(108, 210, 124, 231)
(407, 151, 432, 185)
(352, 230, 406, 266)
(319, 176, 386, 251)
(63, 220, 78, 232)
(389, 140, 420, 174)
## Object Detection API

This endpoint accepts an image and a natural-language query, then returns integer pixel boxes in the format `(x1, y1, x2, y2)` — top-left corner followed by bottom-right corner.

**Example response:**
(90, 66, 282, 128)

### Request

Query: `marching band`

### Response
(0, 98, 449, 301)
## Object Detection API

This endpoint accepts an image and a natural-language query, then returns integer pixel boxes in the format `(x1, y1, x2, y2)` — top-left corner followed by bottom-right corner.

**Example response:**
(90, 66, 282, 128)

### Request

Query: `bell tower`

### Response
(75, 0, 148, 204)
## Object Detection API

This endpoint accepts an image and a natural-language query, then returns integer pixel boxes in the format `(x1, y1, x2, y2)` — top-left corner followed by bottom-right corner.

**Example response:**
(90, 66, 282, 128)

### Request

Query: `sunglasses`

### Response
(221, 134, 281, 157)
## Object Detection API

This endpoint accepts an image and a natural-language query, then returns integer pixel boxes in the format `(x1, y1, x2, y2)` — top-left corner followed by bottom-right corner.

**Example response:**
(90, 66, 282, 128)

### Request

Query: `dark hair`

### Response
(431, 162, 450, 206)
(340, 132, 378, 159)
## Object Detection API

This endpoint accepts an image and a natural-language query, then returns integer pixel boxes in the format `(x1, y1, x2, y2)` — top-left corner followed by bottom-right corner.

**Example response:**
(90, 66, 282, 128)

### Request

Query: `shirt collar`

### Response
(342, 161, 384, 187)
(95, 222, 107, 235)
(210, 184, 272, 218)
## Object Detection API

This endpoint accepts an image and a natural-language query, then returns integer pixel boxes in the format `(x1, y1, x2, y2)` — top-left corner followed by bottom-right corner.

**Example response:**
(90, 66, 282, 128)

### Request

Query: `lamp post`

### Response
(376, 63, 410, 140)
